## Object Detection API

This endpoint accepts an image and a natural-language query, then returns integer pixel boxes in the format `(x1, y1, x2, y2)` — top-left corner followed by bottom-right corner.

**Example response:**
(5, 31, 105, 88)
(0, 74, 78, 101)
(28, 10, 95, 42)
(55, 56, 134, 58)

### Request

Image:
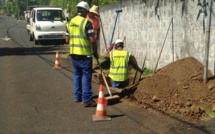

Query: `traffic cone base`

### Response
(53, 66, 62, 69)
(92, 85, 111, 122)
(92, 114, 111, 122)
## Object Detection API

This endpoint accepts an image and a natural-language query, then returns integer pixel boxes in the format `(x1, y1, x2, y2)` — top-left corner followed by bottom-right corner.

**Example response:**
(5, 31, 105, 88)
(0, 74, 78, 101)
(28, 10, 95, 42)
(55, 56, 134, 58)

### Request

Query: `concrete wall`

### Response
(99, 0, 215, 74)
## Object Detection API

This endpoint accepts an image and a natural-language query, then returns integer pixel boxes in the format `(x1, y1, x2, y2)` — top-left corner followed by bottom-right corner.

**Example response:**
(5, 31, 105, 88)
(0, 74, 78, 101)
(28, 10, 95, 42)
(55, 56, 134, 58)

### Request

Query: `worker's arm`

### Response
(104, 50, 110, 59)
(89, 36, 98, 59)
(86, 21, 98, 59)
(129, 55, 144, 73)
(104, 43, 115, 59)
(65, 24, 70, 44)
(96, 27, 100, 40)
(65, 33, 70, 44)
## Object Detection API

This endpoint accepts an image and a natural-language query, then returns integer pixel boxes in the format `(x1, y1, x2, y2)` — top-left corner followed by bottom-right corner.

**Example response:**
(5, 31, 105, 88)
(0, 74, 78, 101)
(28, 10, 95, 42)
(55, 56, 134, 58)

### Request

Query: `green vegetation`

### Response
(0, 0, 121, 18)
(201, 109, 215, 121)
(92, 55, 106, 66)
(143, 68, 153, 76)
(131, 68, 153, 77)
(0, 0, 51, 17)
(205, 109, 215, 117)
(97, 55, 106, 62)
(50, 0, 121, 18)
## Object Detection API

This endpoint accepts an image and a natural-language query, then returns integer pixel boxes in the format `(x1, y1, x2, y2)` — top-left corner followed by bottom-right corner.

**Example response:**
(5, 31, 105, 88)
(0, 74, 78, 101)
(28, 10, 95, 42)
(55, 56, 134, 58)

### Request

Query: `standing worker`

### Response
(104, 39, 144, 88)
(87, 5, 100, 51)
(68, 1, 98, 107)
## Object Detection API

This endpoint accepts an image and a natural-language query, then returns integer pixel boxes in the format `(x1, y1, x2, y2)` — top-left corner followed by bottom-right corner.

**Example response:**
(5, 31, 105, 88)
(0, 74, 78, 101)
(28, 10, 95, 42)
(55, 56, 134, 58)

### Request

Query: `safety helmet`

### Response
(114, 39, 124, 47)
(76, 1, 90, 11)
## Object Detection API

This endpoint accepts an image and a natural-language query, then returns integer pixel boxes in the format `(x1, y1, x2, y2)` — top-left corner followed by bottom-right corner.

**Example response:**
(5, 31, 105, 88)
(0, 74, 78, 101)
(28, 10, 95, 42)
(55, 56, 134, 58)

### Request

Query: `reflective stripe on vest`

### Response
(109, 50, 131, 81)
(69, 16, 91, 56)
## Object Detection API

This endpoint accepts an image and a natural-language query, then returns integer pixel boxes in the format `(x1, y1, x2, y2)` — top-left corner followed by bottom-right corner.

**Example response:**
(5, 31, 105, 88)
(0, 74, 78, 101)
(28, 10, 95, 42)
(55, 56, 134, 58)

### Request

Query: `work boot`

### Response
(82, 100, 97, 107)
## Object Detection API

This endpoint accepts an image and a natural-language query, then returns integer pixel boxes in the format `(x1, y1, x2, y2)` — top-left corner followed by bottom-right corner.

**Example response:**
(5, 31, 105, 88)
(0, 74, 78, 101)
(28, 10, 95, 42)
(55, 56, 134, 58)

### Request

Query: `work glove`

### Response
(94, 53, 99, 59)
(108, 43, 114, 51)
(139, 68, 145, 74)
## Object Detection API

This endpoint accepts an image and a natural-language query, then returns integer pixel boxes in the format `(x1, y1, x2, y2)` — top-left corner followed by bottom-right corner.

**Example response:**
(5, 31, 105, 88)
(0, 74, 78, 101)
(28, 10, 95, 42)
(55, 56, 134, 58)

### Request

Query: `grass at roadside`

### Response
(99, 55, 106, 62)
(130, 68, 153, 77)
(201, 109, 215, 121)
(93, 55, 106, 63)
(205, 109, 215, 117)
(142, 68, 153, 76)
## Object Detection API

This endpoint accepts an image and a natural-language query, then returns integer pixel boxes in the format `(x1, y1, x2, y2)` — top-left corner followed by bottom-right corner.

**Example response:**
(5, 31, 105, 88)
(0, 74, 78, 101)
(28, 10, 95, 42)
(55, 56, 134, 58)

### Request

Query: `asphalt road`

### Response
(0, 15, 214, 134)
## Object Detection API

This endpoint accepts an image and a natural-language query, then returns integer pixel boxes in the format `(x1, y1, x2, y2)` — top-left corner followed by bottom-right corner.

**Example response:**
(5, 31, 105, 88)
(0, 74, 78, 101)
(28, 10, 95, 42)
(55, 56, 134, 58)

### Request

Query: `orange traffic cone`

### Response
(92, 85, 111, 121)
(53, 51, 62, 69)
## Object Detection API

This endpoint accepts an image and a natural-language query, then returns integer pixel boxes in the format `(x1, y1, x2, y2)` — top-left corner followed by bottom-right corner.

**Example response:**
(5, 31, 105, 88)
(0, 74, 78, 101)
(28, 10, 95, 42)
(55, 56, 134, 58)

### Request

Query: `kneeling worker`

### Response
(104, 39, 144, 88)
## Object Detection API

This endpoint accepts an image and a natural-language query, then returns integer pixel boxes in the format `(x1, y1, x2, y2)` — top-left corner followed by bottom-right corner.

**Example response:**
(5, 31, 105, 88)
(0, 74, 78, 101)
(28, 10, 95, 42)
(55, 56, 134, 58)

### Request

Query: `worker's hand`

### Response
(139, 68, 145, 74)
(94, 53, 99, 59)
(65, 35, 70, 44)
(108, 43, 114, 51)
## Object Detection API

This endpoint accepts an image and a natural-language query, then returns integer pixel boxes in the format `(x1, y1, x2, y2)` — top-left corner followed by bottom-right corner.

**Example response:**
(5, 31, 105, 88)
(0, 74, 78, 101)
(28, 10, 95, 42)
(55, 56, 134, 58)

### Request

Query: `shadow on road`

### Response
(0, 46, 74, 82)
(0, 46, 62, 56)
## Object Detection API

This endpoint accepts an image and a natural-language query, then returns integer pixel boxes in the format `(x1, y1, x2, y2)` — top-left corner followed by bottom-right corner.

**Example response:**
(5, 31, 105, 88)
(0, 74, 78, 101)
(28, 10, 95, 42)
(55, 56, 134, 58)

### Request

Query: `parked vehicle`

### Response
(27, 6, 67, 45)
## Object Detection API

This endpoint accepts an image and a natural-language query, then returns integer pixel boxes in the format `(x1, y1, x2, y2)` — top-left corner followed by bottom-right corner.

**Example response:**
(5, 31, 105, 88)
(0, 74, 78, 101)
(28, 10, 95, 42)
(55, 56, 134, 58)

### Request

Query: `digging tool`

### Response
(96, 59, 120, 105)
(132, 70, 138, 85)
(132, 52, 147, 84)
(99, 17, 108, 51)
(139, 52, 147, 81)
(123, 36, 126, 46)
(109, 9, 122, 45)
(154, 18, 173, 73)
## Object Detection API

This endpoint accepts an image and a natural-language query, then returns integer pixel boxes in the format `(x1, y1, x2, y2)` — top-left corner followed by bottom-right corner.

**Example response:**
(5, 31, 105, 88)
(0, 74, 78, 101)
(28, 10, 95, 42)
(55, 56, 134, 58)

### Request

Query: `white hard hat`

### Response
(76, 1, 90, 11)
(115, 39, 123, 46)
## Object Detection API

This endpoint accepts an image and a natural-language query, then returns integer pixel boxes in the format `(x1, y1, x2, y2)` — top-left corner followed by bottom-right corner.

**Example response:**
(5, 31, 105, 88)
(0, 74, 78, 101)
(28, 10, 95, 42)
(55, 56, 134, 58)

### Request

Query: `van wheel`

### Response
(34, 40, 39, 45)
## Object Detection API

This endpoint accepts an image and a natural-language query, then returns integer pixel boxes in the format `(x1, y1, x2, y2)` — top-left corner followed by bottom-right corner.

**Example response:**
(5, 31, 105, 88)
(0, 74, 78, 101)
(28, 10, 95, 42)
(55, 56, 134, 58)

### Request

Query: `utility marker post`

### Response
(203, 0, 213, 84)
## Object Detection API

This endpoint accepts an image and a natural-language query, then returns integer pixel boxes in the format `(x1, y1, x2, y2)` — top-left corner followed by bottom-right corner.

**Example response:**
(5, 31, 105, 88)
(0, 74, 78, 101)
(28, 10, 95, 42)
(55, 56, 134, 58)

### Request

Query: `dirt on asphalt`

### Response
(92, 57, 215, 123)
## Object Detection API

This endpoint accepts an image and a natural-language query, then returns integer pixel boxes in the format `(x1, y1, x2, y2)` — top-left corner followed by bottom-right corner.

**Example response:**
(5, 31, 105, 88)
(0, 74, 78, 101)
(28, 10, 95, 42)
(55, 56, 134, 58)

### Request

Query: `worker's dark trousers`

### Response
(71, 56, 93, 102)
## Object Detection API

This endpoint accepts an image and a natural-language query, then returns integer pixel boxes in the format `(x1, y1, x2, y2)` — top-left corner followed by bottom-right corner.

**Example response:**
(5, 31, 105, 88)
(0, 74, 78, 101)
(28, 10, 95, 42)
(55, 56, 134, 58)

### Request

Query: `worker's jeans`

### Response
(71, 56, 93, 102)
(111, 79, 129, 89)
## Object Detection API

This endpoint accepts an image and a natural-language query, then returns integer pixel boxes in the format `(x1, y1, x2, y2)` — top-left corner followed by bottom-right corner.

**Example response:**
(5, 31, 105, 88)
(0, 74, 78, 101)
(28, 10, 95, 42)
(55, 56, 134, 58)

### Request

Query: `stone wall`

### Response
(99, 0, 215, 74)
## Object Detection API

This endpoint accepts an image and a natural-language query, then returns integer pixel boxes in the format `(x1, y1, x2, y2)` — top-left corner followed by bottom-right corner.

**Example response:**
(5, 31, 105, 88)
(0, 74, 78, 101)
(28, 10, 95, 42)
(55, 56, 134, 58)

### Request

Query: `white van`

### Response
(28, 7, 67, 45)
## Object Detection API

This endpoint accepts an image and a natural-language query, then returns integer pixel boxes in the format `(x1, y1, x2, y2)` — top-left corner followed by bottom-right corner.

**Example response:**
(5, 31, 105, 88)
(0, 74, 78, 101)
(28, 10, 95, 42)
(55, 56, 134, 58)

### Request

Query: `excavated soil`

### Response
(93, 57, 215, 123)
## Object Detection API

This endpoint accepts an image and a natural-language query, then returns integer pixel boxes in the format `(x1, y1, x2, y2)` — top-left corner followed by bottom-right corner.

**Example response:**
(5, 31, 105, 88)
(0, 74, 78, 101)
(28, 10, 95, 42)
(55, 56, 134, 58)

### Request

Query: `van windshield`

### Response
(37, 10, 66, 21)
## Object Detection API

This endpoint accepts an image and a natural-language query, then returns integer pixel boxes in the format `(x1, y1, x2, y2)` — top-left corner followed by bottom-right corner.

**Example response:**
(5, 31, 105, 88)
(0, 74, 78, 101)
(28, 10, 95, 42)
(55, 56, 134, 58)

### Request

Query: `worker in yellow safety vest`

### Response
(68, 1, 98, 107)
(104, 39, 144, 88)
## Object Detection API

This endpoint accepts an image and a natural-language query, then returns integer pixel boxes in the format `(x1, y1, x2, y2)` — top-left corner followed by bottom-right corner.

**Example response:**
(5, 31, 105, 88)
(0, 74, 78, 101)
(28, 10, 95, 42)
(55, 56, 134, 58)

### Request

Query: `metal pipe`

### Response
(172, 18, 174, 62)
(203, 0, 213, 84)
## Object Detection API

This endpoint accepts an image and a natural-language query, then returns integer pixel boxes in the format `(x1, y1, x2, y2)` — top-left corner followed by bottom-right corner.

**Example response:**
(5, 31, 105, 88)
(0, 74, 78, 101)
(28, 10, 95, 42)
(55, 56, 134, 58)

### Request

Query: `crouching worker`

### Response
(104, 39, 144, 89)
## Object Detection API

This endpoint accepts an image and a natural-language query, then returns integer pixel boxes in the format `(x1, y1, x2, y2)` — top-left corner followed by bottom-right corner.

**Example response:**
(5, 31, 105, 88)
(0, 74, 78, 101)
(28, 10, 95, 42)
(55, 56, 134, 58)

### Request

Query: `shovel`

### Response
(96, 59, 120, 105)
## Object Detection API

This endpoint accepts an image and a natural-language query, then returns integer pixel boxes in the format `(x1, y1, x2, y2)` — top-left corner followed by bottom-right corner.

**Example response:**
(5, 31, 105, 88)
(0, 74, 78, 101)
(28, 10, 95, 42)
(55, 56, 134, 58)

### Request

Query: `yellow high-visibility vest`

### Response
(109, 50, 131, 81)
(69, 16, 91, 56)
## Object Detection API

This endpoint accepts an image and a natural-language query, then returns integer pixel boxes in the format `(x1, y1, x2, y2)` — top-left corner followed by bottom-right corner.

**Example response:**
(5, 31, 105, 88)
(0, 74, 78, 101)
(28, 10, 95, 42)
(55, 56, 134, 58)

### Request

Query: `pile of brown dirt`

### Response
(92, 57, 215, 123)
(132, 57, 215, 122)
